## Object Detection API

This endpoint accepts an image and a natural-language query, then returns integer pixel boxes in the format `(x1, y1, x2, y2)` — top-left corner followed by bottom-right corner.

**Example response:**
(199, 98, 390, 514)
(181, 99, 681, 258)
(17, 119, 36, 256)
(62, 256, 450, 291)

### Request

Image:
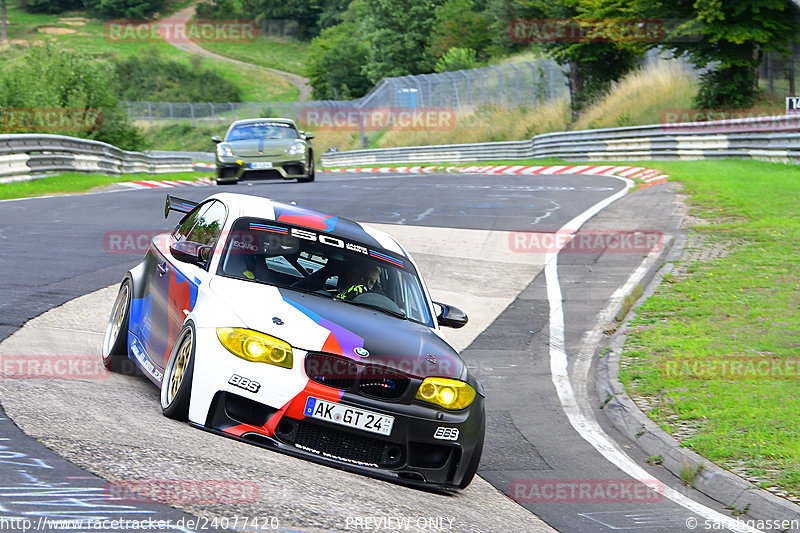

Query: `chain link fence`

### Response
(760, 46, 800, 99)
(123, 59, 569, 126)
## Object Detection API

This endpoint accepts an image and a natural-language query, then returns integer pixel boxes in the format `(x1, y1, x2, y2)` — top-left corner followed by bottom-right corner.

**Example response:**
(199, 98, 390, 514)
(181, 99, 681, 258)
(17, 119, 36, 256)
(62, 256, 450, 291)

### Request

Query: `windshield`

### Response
(226, 121, 299, 141)
(218, 218, 433, 326)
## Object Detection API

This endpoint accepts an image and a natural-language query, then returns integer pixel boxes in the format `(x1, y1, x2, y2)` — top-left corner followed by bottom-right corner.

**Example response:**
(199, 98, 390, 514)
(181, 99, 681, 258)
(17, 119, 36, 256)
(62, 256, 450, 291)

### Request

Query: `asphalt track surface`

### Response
(0, 172, 748, 532)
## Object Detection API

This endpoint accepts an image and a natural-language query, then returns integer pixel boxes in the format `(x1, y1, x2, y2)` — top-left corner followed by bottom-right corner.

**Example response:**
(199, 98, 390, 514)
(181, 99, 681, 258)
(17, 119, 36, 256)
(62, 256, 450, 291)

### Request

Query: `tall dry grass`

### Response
(373, 99, 571, 149)
(293, 60, 698, 157)
(573, 61, 697, 130)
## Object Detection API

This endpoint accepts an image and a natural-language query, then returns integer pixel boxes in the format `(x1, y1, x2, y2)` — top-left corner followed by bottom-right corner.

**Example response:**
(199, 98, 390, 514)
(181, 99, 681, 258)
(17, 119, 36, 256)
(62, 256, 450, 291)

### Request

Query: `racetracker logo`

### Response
(661, 357, 800, 380)
(0, 355, 109, 379)
(661, 108, 795, 133)
(300, 107, 456, 131)
(510, 479, 664, 503)
(104, 480, 258, 504)
(105, 19, 258, 43)
(0, 108, 102, 133)
(509, 19, 666, 42)
(105, 231, 170, 254)
(509, 230, 664, 254)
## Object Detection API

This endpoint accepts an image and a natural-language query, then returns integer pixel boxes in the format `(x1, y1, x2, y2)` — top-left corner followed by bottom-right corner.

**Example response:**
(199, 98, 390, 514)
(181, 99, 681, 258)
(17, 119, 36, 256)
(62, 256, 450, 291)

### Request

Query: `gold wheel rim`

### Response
(168, 335, 191, 404)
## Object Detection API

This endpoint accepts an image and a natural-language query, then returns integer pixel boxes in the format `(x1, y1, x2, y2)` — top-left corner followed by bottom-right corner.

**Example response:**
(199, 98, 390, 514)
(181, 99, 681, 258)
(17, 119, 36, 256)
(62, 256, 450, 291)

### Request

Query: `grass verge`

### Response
(615, 159, 800, 501)
(0, 172, 209, 200)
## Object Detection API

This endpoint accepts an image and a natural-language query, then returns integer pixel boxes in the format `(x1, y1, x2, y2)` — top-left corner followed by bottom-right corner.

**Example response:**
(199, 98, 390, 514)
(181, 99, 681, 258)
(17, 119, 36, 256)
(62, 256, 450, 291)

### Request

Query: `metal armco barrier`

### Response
(0, 134, 193, 182)
(321, 113, 800, 167)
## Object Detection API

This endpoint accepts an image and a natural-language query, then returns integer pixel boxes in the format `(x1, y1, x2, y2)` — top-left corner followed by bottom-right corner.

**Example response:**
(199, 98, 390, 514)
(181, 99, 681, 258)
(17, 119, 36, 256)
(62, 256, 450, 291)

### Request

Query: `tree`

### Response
(430, 0, 493, 60)
(1, 0, 7, 43)
(240, 0, 350, 39)
(516, 0, 640, 118)
(306, 1, 371, 99)
(600, 0, 800, 108)
(362, 0, 443, 83)
(484, 0, 528, 56)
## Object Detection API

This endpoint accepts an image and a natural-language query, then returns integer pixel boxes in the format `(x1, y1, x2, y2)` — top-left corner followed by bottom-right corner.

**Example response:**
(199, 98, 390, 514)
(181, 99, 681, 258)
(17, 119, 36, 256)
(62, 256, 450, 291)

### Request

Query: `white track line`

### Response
(544, 178, 760, 533)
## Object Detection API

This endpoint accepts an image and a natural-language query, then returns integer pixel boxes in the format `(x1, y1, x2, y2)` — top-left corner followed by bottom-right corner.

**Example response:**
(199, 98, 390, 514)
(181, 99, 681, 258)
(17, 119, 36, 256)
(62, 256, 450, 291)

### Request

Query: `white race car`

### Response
(102, 193, 485, 489)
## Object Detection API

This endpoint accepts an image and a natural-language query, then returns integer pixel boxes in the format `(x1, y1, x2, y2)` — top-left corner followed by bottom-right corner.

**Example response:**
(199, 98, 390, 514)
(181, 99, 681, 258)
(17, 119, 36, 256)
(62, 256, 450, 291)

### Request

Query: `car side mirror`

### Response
(170, 240, 212, 267)
(211, 136, 222, 143)
(433, 301, 468, 329)
(303, 131, 315, 140)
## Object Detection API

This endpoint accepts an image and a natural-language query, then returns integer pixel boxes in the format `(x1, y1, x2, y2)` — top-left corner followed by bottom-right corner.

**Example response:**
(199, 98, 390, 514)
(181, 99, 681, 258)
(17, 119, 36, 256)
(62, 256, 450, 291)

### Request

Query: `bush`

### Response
(19, 0, 83, 14)
(84, 0, 166, 19)
(195, 0, 240, 19)
(434, 47, 477, 72)
(0, 44, 147, 151)
(694, 66, 757, 109)
(113, 53, 243, 102)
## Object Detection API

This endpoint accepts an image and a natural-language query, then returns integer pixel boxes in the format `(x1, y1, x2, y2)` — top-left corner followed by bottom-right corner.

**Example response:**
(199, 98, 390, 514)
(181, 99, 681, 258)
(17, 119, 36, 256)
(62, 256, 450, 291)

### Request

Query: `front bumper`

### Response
(198, 379, 485, 490)
(187, 327, 485, 489)
(216, 155, 309, 181)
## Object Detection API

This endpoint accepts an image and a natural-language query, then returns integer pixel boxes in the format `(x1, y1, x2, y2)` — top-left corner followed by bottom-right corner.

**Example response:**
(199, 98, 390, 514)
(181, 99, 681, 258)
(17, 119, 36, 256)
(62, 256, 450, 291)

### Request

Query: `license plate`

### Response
(304, 397, 394, 436)
(249, 161, 273, 169)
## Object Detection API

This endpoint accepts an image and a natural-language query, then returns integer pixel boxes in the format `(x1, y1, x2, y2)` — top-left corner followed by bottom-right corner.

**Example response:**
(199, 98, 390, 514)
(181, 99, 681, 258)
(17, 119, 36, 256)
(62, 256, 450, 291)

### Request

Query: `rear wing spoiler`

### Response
(164, 195, 199, 218)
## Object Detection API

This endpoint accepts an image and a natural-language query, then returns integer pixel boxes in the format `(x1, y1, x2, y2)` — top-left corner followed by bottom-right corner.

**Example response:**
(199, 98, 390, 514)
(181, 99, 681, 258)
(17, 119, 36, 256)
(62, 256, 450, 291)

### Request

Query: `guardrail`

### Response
(321, 114, 800, 167)
(0, 134, 193, 182)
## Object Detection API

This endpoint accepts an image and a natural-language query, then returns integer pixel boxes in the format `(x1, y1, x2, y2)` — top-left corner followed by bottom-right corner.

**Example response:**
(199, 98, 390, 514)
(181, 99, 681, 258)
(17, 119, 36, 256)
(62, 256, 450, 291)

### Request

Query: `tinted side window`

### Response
(187, 201, 227, 246)
(173, 203, 211, 241)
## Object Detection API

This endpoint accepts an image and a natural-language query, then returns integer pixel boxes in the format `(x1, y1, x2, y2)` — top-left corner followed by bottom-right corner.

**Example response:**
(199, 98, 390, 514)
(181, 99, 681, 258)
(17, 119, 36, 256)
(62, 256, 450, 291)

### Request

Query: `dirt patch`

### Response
(38, 27, 77, 35)
(59, 17, 89, 26)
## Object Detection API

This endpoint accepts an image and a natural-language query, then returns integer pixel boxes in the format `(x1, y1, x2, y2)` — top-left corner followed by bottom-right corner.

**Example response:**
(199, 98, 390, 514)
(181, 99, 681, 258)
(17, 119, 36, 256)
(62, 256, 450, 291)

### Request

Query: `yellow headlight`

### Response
(217, 328, 293, 369)
(415, 378, 476, 410)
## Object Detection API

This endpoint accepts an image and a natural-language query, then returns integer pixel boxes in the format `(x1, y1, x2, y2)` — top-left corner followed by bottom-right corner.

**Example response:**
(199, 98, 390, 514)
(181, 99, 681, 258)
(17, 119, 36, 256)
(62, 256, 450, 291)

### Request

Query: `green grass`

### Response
(200, 38, 310, 77)
(0, 2, 297, 102)
(143, 122, 221, 154)
(614, 159, 800, 498)
(0, 171, 209, 200)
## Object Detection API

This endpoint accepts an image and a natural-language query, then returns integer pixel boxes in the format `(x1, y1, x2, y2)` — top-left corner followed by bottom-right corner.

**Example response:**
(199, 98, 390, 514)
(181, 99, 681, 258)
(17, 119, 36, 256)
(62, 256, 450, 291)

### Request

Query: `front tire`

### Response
(102, 279, 133, 373)
(161, 323, 195, 421)
(459, 423, 485, 489)
(298, 154, 315, 182)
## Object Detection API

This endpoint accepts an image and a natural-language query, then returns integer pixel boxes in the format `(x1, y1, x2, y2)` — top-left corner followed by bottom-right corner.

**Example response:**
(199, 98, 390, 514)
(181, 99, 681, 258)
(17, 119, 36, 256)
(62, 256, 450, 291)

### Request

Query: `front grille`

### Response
(358, 366, 410, 400)
(292, 421, 403, 468)
(243, 169, 281, 180)
(305, 353, 412, 400)
(305, 352, 358, 390)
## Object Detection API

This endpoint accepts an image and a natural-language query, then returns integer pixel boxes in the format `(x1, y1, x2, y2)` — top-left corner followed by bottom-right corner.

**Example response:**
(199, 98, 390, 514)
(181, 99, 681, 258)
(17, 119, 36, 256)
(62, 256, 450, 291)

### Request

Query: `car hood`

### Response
(224, 139, 298, 157)
(209, 277, 465, 380)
